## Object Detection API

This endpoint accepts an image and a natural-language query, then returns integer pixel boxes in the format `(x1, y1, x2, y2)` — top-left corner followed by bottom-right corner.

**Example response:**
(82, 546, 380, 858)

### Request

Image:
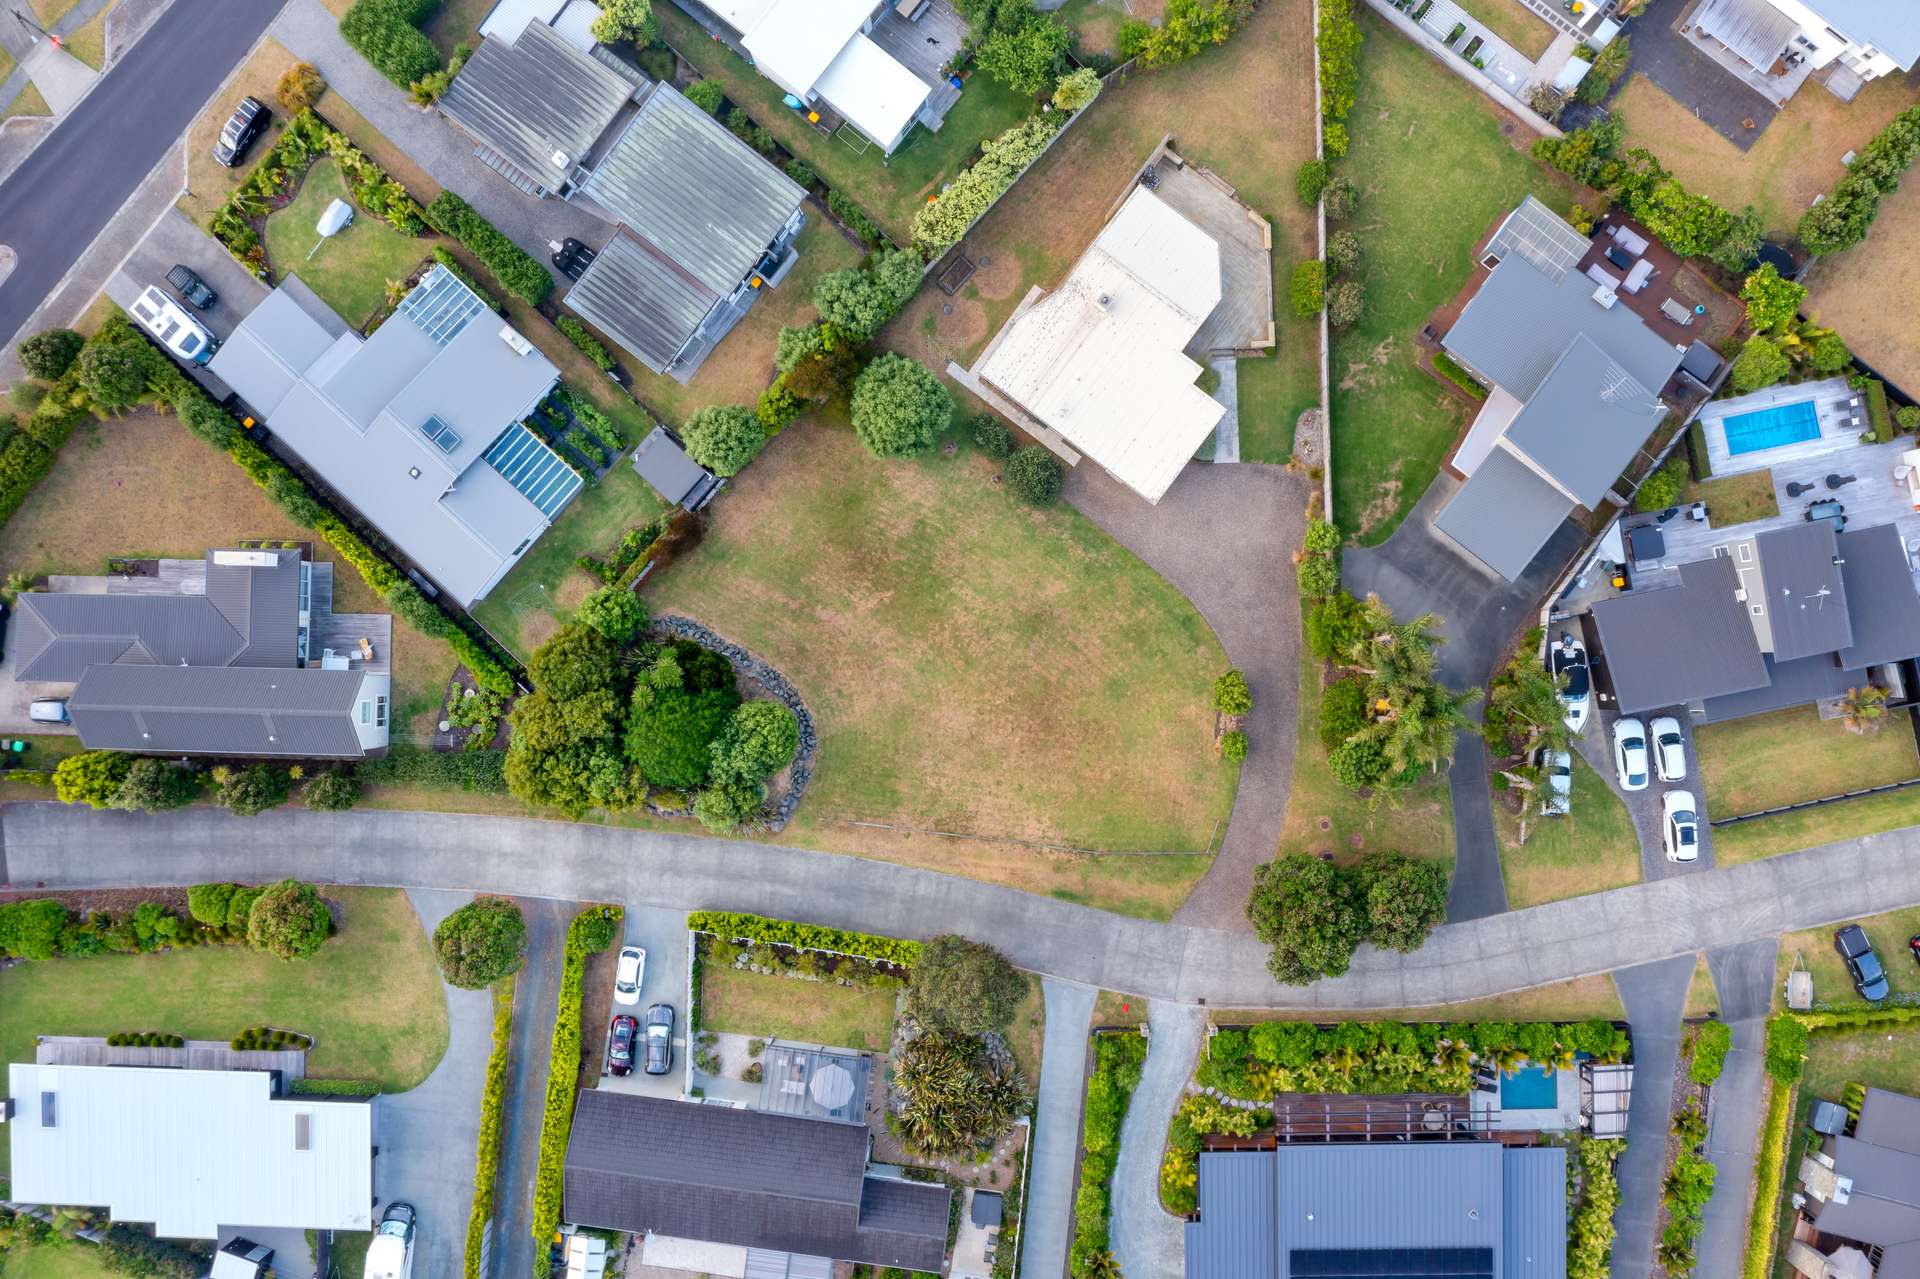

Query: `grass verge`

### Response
(1777, 904, 1920, 1007)
(1211, 971, 1627, 1023)
(1494, 754, 1640, 909)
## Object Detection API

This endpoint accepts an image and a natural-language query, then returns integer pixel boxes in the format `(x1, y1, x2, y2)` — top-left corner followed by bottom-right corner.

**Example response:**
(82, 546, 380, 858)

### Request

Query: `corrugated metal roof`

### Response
(1835, 525, 1920, 670)
(1755, 522, 1852, 661)
(1502, 335, 1666, 509)
(205, 548, 303, 667)
(1591, 556, 1771, 713)
(1691, 0, 1799, 72)
(1187, 1151, 1277, 1279)
(1700, 652, 1853, 723)
(1501, 1148, 1567, 1279)
(582, 83, 805, 297)
(564, 228, 715, 373)
(438, 19, 635, 193)
(1432, 447, 1574, 581)
(11, 593, 251, 682)
(1811, 1136, 1920, 1246)
(1811, 0, 1920, 68)
(69, 664, 376, 758)
(1860, 1088, 1920, 1156)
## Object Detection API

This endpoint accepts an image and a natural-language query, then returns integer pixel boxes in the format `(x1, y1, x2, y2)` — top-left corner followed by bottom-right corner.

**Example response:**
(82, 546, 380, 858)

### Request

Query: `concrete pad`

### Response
(20, 40, 99, 115)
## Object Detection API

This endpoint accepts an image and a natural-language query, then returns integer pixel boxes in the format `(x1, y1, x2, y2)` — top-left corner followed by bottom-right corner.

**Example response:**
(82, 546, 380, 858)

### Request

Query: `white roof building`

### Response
(7, 1064, 375, 1239)
(976, 186, 1226, 504)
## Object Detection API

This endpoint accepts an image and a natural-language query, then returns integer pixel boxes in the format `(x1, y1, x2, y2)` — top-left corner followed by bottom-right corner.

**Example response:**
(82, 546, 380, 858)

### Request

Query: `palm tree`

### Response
(1341, 595, 1480, 797)
(1081, 1251, 1125, 1279)
(1483, 649, 1571, 762)
(1841, 685, 1888, 735)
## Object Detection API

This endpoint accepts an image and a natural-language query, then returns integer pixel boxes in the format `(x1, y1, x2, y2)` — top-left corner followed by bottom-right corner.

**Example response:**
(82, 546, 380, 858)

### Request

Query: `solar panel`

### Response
(398, 267, 485, 347)
(1291, 1249, 1494, 1279)
(482, 423, 582, 519)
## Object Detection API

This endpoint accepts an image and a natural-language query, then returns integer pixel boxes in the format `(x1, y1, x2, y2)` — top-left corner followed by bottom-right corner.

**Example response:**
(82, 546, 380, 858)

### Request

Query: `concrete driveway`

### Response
(1573, 703, 1716, 880)
(1608, 952, 1698, 1279)
(111, 206, 271, 337)
(594, 905, 687, 1098)
(0, 639, 75, 736)
(1017, 980, 1096, 1279)
(1112, 1003, 1206, 1279)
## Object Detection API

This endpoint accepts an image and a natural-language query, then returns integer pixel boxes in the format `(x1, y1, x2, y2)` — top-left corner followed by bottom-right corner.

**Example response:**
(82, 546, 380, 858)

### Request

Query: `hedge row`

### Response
(529, 907, 622, 1247)
(1069, 1033, 1147, 1277)
(686, 910, 921, 968)
(1800, 105, 1920, 255)
(357, 744, 508, 792)
(340, 0, 443, 90)
(1430, 352, 1487, 400)
(912, 112, 1064, 254)
(289, 1077, 381, 1096)
(0, 361, 92, 531)
(464, 974, 516, 1279)
(1742, 1079, 1794, 1279)
(424, 191, 552, 305)
(105, 1031, 185, 1048)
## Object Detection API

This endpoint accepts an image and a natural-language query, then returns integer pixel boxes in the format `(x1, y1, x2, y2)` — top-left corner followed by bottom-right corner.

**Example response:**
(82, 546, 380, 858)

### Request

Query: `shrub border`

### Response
(464, 973, 516, 1279)
(529, 907, 622, 1248)
(685, 910, 919, 968)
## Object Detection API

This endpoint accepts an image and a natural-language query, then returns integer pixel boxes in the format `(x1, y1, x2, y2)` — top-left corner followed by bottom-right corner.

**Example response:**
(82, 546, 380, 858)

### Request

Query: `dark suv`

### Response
(166, 265, 217, 311)
(213, 97, 269, 167)
(1834, 924, 1890, 1002)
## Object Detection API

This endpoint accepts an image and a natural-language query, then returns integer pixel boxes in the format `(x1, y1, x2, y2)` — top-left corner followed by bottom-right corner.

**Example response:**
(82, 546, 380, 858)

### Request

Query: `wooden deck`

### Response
(36, 1035, 308, 1077)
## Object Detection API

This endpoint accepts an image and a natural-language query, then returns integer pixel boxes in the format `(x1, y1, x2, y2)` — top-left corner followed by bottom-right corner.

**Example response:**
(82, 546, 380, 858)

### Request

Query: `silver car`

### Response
(1538, 748, 1572, 817)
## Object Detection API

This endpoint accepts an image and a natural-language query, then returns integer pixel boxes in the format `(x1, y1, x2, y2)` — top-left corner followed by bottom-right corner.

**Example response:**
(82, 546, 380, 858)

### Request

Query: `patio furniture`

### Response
(1609, 223, 1650, 255)
(1585, 263, 1622, 289)
(1806, 499, 1847, 531)
(1826, 473, 1857, 489)
(1896, 464, 1912, 486)
(1785, 480, 1815, 498)
(1902, 448, 1920, 507)
(1658, 297, 1695, 325)
(1604, 245, 1633, 271)
(1622, 258, 1655, 293)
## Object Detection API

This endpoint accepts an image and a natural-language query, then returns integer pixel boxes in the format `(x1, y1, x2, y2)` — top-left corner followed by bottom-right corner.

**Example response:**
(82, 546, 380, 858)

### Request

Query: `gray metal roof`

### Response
(1590, 556, 1771, 714)
(1836, 525, 1920, 670)
(205, 549, 303, 667)
(1432, 448, 1575, 581)
(632, 423, 715, 505)
(1502, 1148, 1568, 1279)
(1442, 257, 1686, 401)
(68, 664, 376, 759)
(438, 19, 635, 193)
(1812, 1136, 1920, 1247)
(1503, 335, 1666, 508)
(1860, 1089, 1920, 1156)
(563, 1092, 948, 1272)
(1809, 0, 1920, 68)
(1755, 523, 1852, 662)
(582, 82, 806, 297)
(1186, 1151, 1276, 1279)
(564, 229, 713, 373)
(1691, 0, 1801, 71)
(1700, 653, 1853, 723)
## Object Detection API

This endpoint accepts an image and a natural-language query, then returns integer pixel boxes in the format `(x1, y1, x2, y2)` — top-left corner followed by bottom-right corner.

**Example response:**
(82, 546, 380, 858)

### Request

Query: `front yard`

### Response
(263, 158, 428, 328)
(1494, 754, 1640, 909)
(1696, 704, 1920, 824)
(699, 961, 899, 1051)
(1776, 904, 1920, 1008)
(648, 417, 1236, 917)
(1331, 9, 1575, 542)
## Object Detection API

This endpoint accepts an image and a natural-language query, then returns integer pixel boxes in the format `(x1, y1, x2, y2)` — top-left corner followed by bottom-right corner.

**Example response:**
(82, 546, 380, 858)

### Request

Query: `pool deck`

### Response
(1696, 378, 1860, 475)
(1468, 1063, 1582, 1132)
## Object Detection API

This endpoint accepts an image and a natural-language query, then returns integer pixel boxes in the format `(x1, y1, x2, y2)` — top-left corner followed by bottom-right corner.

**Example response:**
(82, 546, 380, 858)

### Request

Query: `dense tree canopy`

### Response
(433, 896, 527, 988)
(54, 750, 132, 809)
(976, 8, 1070, 94)
(1247, 853, 1367, 984)
(850, 354, 950, 457)
(246, 879, 332, 960)
(112, 758, 198, 812)
(681, 404, 766, 477)
(907, 935, 1029, 1035)
(625, 644, 741, 790)
(17, 328, 84, 381)
(709, 699, 801, 787)
(576, 586, 649, 645)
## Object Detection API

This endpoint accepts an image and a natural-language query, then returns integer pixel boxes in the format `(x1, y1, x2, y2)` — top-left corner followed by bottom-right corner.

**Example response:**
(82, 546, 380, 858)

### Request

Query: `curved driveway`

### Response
(7, 803, 1920, 1008)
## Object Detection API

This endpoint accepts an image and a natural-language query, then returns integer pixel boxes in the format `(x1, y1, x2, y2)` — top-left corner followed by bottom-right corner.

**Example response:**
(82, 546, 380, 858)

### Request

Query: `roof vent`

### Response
(499, 324, 535, 357)
(1095, 293, 1112, 310)
(551, 150, 570, 170)
(408, 467, 421, 479)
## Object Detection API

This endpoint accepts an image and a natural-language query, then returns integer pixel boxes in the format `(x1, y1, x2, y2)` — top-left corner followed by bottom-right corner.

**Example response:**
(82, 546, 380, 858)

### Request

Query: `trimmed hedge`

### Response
(686, 910, 922, 968)
(529, 907, 622, 1247)
(1765, 1013, 1809, 1083)
(105, 1031, 186, 1047)
(912, 112, 1064, 254)
(424, 191, 553, 305)
(1864, 377, 1893, 443)
(557, 315, 614, 371)
(1429, 352, 1487, 399)
(464, 974, 516, 1279)
(1742, 1079, 1794, 1279)
(340, 0, 443, 90)
(1069, 1033, 1147, 1277)
(289, 1077, 381, 1096)
(1689, 1020, 1731, 1085)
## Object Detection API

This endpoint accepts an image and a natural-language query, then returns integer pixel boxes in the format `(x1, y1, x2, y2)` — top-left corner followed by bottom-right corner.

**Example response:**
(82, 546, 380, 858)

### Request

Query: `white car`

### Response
(364, 1203, 415, 1279)
(1651, 716, 1687, 782)
(1612, 717, 1650, 792)
(28, 699, 69, 724)
(1663, 790, 1700, 863)
(613, 945, 645, 1006)
(1549, 633, 1591, 734)
(1538, 748, 1572, 817)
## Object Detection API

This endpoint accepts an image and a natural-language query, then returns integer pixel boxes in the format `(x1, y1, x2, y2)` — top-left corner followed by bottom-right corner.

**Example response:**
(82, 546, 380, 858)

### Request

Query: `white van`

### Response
(129, 284, 218, 365)
(364, 1203, 416, 1279)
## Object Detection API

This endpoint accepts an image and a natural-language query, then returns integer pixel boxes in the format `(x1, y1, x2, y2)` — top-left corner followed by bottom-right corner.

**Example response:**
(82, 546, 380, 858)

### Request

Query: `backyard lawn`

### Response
(1684, 468, 1779, 525)
(0, 1241, 122, 1279)
(1777, 904, 1920, 1009)
(264, 159, 430, 329)
(885, 0, 1321, 464)
(1451, 0, 1555, 60)
(699, 963, 898, 1051)
(1494, 754, 1640, 909)
(648, 416, 1236, 915)
(1696, 706, 1920, 818)
(1332, 9, 1575, 541)
(1808, 177, 1920, 400)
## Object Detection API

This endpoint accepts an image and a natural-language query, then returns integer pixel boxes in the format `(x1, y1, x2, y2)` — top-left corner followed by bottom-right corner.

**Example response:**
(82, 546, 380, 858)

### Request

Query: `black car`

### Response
(166, 264, 218, 311)
(608, 1014, 637, 1076)
(1834, 924, 1890, 1002)
(643, 1002, 674, 1076)
(213, 97, 270, 167)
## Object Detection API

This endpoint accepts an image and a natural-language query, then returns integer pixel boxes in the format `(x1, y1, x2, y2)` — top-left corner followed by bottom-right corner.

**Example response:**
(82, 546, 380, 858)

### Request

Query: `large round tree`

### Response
(850, 353, 950, 458)
(246, 879, 333, 960)
(906, 935, 1028, 1035)
(432, 897, 527, 988)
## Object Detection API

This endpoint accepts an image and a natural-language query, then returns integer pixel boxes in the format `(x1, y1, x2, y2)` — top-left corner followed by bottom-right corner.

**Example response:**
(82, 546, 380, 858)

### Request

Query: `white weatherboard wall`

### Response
(7, 1064, 374, 1238)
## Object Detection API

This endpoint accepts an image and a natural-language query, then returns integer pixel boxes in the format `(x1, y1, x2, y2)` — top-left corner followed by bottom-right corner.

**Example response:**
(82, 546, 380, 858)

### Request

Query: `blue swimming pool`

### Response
(1500, 1064, 1559, 1110)
(1722, 399, 1821, 456)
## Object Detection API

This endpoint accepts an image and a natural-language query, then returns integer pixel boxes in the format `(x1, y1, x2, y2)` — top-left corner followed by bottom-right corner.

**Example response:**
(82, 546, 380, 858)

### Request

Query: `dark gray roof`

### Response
(1503, 335, 1666, 508)
(438, 20, 635, 194)
(1836, 525, 1920, 670)
(1680, 341, 1723, 384)
(969, 1191, 1003, 1229)
(581, 83, 805, 297)
(1812, 1136, 1920, 1247)
(1860, 1089, 1920, 1157)
(1432, 448, 1574, 581)
(563, 1091, 948, 1272)
(1186, 1151, 1276, 1279)
(68, 664, 375, 759)
(1441, 257, 1686, 401)
(632, 424, 716, 505)
(205, 550, 303, 667)
(565, 229, 714, 373)
(1590, 556, 1770, 714)
(1700, 653, 1853, 724)
(1756, 523, 1852, 662)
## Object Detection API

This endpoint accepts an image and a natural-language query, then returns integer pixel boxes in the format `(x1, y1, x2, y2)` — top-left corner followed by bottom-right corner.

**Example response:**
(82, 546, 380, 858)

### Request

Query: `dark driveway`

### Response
(0, 0, 287, 343)
(1609, 953, 1699, 1279)
(494, 899, 573, 1279)
(1065, 459, 1311, 932)
(1698, 939, 1779, 1279)
(1612, 7, 1777, 149)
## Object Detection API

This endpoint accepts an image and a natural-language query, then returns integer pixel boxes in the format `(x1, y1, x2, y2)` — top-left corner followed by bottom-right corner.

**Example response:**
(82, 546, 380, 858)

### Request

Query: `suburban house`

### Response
(8, 546, 391, 759)
(5, 1062, 375, 1238)
(1586, 519, 1920, 723)
(1790, 1087, 1920, 1279)
(563, 1090, 950, 1276)
(1432, 198, 1725, 581)
(209, 267, 579, 607)
(668, 0, 957, 154)
(1185, 1142, 1567, 1279)
(1683, 0, 1920, 102)
(436, 15, 808, 382)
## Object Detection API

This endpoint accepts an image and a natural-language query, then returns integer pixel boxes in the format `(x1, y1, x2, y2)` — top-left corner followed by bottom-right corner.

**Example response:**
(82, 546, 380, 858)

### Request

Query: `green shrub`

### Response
(216, 763, 292, 817)
(529, 907, 622, 1246)
(1326, 279, 1364, 328)
(1296, 158, 1329, 207)
(17, 328, 84, 380)
(557, 316, 614, 371)
(1429, 351, 1486, 398)
(1318, 0, 1360, 123)
(1322, 177, 1358, 219)
(303, 769, 360, 812)
(1764, 1014, 1809, 1082)
(187, 882, 239, 927)
(1070, 1033, 1147, 1275)
(1220, 730, 1248, 761)
(1304, 590, 1364, 660)
(1864, 377, 1893, 442)
(424, 191, 553, 304)
(464, 976, 515, 1279)
(434, 897, 527, 989)
(1687, 419, 1713, 478)
(1212, 670, 1253, 715)
(685, 79, 724, 114)
(783, 159, 816, 188)
(289, 1077, 381, 1096)
(968, 412, 1013, 457)
(1634, 452, 1687, 512)
(1325, 230, 1361, 274)
(1568, 1140, 1624, 1279)
(829, 190, 882, 244)
(1801, 105, 1920, 254)
(709, 700, 800, 787)
(912, 113, 1062, 254)
(1574, 34, 1629, 104)
(1318, 676, 1368, 753)
(852, 353, 950, 458)
(113, 757, 198, 812)
(1689, 1020, 1732, 1084)
(681, 404, 766, 477)
(1004, 446, 1065, 504)
(1290, 260, 1325, 318)
(245, 879, 332, 960)
(1739, 263, 1805, 332)
(688, 910, 921, 967)
(339, 0, 443, 90)
(1742, 1082, 1792, 1279)
(0, 898, 70, 960)
(1896, 404, 1920, 434)
(54, 750, 132, 808)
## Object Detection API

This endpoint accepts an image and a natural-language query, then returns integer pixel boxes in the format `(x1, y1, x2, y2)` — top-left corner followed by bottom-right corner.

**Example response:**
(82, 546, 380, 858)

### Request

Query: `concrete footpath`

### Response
(1018, 980, 1096, 1279)
(1112, 1003, 1206, 1279)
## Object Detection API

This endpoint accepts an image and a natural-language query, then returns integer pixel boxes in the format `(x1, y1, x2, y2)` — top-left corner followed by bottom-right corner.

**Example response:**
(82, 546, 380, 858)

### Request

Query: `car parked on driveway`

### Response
(1550, 633, 1590, 733)
(607, 1013, 637, 1076)
(1537, 747, 1572, 817)
(1613, 717, 1649, 791)
(129, 285, 217, 365)
(1651, 715, 1687, 783)
(1662, 790, 1699, 862)
(643, 1003, 673, 1075)
(28, 699, 69, 724)
(1835, 924, 1890, 1001)
(165, 264, 218, 311)
(364, 1203, 415, 1279)
(614, 945, 645, 1006)
(213, 97, 269, 166)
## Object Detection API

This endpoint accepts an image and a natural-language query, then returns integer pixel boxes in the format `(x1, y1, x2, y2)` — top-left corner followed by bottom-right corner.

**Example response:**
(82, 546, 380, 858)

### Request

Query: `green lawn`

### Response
(1683, 468, 1779, 525)
(1495, 754, 1641, 909)
(700, 962, 898, 1051)
(312, 1230, 371, 1279)
(0, 1241, 122, 1279)
(1778, 905, 1920, 1008)
(1332, 9, 1573, 542)
(1697, 706, 1920, 818)
(656, 3, 1037, 246)
(265, 159, 431, 329)
(1450, 0, 1556, 59)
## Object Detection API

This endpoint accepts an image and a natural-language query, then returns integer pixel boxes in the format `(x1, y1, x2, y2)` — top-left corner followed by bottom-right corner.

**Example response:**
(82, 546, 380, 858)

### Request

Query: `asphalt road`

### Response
(0, 0, 284, 344)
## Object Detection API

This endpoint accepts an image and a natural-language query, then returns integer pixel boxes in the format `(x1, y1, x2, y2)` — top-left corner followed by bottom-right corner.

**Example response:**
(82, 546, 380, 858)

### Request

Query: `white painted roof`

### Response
(478, 0, 566, 43)
(813, 32, 929, 149)
(7, 1063, 374, 1239)
(977, 187, 1225, 504)
(551, 0, 602, 51)
(740, 0, 875, 96)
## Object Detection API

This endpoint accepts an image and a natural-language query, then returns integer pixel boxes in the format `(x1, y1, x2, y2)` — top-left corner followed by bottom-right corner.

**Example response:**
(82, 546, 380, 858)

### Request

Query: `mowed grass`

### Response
(1684, 468, 1779, 525)
(1696, 706, 1920, 817)
(265, 159, 430, 329)
(0, 409, 462, 745)
(1495, 754, 1640, 909)
(1332, 10, 1575, 542)
(1613, 70, 1920, 238)
(2, 83, 50, 122)
(62, 0, 114, 70)
(1451, 0, 1555, 60)
(700, 963, 898, 1051)
(1808, 175, 1920, 398)
(648, 417, 1237, 887)
(1777, 904, 1920, 1008)
(0, 1241, 123, 1279)
(886, 0, 1321, 464)
(178, 38, 302, 228)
